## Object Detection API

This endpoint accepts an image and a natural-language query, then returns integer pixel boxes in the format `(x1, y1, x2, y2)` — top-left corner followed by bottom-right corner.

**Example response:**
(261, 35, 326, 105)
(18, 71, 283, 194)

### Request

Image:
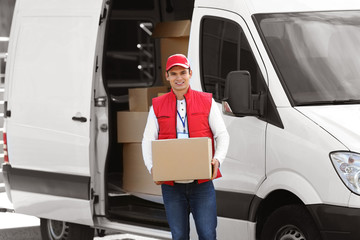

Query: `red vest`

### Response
(152, 87, 221, 185)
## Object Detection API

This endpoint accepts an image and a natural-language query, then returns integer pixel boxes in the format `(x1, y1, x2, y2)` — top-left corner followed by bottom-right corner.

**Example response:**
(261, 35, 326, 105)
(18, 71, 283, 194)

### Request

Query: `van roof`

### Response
(196, 0, 360, 15)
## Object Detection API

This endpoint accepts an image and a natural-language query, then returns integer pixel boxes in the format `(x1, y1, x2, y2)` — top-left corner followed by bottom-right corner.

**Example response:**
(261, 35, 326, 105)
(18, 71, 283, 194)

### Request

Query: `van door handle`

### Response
(72, 116, 87, 123)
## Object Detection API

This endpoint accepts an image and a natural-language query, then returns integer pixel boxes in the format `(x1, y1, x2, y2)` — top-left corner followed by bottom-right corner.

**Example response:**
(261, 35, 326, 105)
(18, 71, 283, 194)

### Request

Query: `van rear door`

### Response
(4, 0, 103, 225)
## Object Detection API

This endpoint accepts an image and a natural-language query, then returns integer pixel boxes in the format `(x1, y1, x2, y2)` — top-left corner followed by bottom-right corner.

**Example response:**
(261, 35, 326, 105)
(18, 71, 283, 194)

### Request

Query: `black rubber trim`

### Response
(216, 190, 260, 222)
(4, 165, 263, 220)
(307, 204, 360, 240)
(4, 165, 90, 200)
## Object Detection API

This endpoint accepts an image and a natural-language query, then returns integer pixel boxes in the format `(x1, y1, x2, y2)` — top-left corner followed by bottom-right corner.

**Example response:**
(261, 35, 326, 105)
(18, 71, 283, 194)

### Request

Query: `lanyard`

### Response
(177, 110, 187, 133)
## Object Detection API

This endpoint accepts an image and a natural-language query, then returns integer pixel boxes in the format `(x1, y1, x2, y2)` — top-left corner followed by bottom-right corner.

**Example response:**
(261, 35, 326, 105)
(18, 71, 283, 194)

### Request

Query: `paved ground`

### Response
(0, 194, 41, 240)
(0, 192, 161, 240)
(0, 226, 41, 240)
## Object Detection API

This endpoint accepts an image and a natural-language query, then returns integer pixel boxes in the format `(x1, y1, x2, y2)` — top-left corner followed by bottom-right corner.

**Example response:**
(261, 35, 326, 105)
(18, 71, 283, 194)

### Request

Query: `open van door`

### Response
(4, 0, 104, 226)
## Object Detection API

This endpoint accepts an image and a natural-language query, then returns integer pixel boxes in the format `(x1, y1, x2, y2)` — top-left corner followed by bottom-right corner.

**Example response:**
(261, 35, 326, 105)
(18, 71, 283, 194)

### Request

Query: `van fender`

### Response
(256, 170, 322, 205)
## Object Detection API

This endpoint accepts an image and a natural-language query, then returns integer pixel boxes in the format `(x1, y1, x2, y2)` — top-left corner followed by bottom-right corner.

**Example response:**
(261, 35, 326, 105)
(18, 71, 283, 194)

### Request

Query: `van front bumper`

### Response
(308, 204, 360, 240)
(1, 163, 12, 202)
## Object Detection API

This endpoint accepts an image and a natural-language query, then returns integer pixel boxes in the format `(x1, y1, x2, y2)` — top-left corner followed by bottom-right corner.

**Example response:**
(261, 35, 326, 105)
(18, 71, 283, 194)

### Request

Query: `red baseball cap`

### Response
(166, 54, 190, 71)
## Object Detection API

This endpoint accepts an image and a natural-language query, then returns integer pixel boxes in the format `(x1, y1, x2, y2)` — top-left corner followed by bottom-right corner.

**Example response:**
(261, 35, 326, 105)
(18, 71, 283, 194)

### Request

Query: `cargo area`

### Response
(102, 0, 195, 229)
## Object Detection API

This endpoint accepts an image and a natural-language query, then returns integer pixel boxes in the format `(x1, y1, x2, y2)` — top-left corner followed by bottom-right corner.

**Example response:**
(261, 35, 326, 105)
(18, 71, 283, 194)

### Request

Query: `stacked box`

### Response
(117, 86, 169, 143)
(116, 111, 149, 143)
(129, 86, 168, 112)
(117, 87, 169, 195)
(123, 143, 161, 195)
(152, 20, 191, 86)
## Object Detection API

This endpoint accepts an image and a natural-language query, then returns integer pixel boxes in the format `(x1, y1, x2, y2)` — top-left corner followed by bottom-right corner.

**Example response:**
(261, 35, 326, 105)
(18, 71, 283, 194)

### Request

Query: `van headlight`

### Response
(330, 151, 360, 195)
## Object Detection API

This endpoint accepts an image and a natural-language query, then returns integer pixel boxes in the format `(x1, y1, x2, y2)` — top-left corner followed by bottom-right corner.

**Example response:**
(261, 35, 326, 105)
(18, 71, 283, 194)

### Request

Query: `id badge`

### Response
(177, 132, 189, 139)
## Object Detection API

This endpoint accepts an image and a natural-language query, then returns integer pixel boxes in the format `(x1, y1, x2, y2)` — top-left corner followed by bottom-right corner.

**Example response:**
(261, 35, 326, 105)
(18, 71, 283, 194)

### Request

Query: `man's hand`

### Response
(151, 168, 164, 185)
(211, 158, 220, 180)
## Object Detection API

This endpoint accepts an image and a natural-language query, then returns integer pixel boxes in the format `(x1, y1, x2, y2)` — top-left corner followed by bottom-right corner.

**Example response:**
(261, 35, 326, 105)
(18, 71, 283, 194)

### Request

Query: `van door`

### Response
(190, 7, 277, 239)
(5, 0, 103, 225)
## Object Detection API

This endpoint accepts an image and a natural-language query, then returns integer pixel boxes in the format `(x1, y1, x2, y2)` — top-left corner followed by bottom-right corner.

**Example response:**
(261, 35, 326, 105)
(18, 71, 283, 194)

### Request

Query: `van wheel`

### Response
(260, 205, 321, 240)
(40, 218, 94, 240)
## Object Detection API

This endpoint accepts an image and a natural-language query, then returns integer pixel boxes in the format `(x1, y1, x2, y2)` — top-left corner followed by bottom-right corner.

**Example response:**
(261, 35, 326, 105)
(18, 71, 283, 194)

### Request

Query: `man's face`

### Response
(166, 66, 192, 92)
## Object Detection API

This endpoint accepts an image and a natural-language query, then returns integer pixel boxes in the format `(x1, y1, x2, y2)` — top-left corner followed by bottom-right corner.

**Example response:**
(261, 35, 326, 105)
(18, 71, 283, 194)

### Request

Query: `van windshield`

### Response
(255, 11, 360, 106)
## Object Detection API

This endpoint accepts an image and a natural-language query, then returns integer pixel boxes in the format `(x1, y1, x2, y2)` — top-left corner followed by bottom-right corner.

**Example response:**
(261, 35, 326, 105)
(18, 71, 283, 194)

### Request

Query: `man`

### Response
(142, 54, 229, 240)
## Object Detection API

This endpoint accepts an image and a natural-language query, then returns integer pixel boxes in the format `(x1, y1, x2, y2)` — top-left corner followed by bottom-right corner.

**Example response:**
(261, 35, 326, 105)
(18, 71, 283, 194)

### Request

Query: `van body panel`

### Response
(6, 1, 101, 174)
(7, 124, 91, 175)
(256, 170, 322, 204)
(348, 193, 360, 208)
(11, 190, 93, 225)
(216, 110, 266, 193)
(266, 108, 350, 206)
(297, 105, 360, 153)
(4, 0, 103, 225)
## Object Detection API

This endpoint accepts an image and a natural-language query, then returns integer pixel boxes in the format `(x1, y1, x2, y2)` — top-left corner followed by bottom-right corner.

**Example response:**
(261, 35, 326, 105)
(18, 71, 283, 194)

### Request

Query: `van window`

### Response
(255, 11, 360, 106)
(200, 17, 263, 102)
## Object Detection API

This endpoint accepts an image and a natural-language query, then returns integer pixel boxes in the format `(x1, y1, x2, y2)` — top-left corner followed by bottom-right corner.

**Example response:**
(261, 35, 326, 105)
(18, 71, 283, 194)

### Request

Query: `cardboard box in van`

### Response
(123, 143, 161, 195)
(152, 137, 212, 181)
(152, 20, 190, 86)
(117, 111, 148, 143)
(129, 86, 169, 112)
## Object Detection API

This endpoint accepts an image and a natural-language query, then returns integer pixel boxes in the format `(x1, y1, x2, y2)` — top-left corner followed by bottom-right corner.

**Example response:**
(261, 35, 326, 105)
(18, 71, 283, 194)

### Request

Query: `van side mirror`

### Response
(222, 71, 265, 117)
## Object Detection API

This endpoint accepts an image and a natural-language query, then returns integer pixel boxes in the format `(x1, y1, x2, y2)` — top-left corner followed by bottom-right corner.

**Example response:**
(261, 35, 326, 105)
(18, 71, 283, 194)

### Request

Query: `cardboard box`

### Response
(123, 143, 161, 195)
(129, 86, 169, 112)
(152, 20, 190, 86)
(152, 138, 212, 181)
(117, 111, 148, 143)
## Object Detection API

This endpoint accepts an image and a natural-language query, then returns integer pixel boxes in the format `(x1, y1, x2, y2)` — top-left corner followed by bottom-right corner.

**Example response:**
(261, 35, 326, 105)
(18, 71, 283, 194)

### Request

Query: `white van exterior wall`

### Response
(4, 0, 360, 239)
(190, 0, 359, 208)
(264, 108, 349, 205)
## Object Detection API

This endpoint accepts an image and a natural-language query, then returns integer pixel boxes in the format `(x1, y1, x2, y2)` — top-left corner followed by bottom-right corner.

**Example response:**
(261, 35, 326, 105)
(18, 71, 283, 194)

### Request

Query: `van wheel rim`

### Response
(47, 220, 69, 240)
(276, 225, 306, 240)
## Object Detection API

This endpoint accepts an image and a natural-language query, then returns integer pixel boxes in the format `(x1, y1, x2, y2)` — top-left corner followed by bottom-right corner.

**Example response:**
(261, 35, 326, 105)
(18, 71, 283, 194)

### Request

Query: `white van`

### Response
(3, 0, 360, 239)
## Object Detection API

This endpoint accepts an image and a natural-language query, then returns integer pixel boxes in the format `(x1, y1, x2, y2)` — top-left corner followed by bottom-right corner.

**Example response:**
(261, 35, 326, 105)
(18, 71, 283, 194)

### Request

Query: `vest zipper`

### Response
(175, 99, 178, 139)
(184, 96, 190, 138)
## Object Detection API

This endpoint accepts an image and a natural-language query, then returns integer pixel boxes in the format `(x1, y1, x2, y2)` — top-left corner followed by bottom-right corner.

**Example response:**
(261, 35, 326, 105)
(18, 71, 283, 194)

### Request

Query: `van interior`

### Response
(103, 0, 195, 230)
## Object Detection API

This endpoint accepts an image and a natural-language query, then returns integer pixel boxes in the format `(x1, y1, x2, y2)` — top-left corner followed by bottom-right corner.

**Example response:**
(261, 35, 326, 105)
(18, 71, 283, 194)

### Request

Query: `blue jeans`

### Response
(161, 181, 217, 240)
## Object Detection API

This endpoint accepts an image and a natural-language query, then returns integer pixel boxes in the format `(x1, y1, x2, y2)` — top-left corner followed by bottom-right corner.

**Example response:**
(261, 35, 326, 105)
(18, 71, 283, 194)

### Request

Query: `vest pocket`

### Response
(157, 115, 170, 119)
(191, 112, 207, 116)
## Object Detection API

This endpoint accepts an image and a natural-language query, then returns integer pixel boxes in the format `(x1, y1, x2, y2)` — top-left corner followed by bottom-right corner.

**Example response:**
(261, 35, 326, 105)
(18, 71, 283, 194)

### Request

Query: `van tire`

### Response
(40, 218, 94, 240)
(260, 204, 321, 240)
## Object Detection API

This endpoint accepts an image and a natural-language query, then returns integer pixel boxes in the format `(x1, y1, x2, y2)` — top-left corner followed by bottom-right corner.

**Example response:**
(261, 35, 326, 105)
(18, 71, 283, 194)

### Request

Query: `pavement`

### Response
(0, 192, 160, 240)
(0, 169, 4, 193)
(0, 187, 13, 211)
